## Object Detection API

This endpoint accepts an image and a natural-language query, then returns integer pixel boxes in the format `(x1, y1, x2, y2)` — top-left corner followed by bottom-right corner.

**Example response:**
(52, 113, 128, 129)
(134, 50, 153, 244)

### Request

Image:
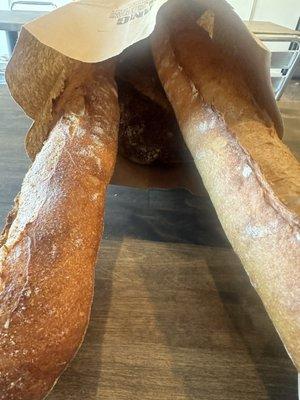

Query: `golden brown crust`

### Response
(152, 2, 300, 369)
(0, 62, 119, 399)
(161, 2, 300, 214)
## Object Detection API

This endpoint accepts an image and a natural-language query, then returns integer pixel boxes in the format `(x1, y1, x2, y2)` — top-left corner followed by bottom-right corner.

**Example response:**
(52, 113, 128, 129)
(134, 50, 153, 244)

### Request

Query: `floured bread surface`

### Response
(161, 1, 300, 214)
(0, 62, 119, 399)
(152, 0, 300, 370)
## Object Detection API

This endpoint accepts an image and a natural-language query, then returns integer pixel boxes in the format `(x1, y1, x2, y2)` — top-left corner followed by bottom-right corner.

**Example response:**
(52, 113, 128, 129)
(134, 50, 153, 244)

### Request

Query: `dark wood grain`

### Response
(48, 239, 297, 400)
(0, 84, 298, 399)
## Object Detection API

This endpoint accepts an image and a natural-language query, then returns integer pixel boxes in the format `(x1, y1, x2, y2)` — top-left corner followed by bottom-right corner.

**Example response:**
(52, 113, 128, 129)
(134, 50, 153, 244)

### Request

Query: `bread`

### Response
(151, 1, 300, 369)
(116, 39, 191, 165)
(117, 78, 192, 165)
(0, 61, 119, 399)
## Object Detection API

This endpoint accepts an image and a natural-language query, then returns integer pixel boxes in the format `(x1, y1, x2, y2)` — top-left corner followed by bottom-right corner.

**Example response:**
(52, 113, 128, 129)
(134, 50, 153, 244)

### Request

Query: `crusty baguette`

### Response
(152, 2, 300, 369)
(0, 61, 119, 399)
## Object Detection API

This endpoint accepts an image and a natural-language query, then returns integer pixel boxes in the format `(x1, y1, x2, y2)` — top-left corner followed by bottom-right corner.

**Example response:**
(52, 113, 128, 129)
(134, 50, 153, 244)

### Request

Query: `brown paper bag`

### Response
(5, 0, 283, 193)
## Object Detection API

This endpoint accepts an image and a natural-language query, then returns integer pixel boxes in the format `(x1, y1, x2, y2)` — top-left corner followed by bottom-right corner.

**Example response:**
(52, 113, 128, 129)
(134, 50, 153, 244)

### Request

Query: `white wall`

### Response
(227, 0, 254, 20)
(226, 0, 300, 77)
(253, 0, 300, 29)
(227, 0, 300, 29)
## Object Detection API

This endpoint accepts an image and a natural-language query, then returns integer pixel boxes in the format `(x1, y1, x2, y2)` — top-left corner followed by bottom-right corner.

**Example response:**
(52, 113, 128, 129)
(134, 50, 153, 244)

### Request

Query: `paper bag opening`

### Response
(5, 0, 283, 194)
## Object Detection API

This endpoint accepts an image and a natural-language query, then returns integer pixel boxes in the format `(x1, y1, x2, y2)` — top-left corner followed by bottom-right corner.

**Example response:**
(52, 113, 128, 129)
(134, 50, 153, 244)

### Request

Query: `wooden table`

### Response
(0, 84, 298, 399)
(0, 10, 47, 54)
(244, 21, 300, 37)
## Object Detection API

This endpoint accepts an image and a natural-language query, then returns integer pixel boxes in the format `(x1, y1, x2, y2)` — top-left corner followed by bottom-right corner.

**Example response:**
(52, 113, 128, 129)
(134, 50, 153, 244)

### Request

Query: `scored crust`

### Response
(0, 62, 119, 399)
(152, 0, 300, 370)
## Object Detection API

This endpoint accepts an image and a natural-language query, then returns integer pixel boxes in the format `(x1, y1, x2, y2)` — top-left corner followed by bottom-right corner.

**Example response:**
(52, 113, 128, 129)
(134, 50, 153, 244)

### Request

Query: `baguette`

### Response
(152, 1, 300, 369)
(0, 61, 119, 399)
